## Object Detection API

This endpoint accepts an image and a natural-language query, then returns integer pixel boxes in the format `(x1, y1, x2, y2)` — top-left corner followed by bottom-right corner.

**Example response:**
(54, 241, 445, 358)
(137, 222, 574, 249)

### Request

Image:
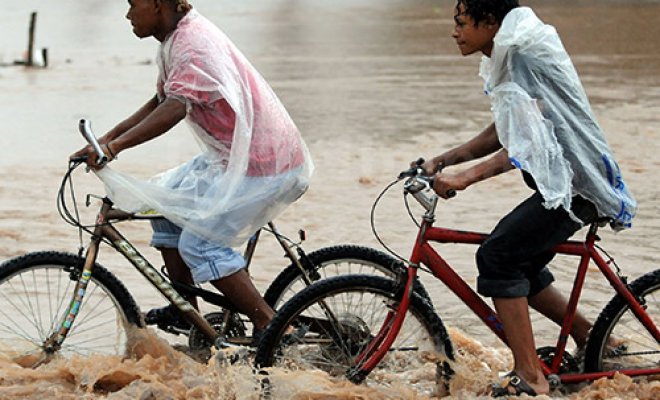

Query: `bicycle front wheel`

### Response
(0, 251, 142, 363)
(263, 244, 431, 309)
(255, 275, 453, 384)
(584, 269, 659, 374)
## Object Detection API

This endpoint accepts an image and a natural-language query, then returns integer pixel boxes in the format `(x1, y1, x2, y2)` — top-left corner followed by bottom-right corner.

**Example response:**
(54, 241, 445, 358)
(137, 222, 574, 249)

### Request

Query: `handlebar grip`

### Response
(446, 189, 457, 198)
(78, 119, 108, 165)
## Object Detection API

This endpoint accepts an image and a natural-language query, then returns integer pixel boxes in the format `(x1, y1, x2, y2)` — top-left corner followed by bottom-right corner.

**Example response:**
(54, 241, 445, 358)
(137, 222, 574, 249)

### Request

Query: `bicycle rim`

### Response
(0, 261, 132, 362)
(258, 275, 449, 380)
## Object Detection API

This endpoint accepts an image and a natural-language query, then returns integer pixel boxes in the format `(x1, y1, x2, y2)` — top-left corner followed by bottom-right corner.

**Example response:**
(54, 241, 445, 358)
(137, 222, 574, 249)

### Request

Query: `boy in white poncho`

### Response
(419, 0, 635, 396)
(72, 0, 313, 339)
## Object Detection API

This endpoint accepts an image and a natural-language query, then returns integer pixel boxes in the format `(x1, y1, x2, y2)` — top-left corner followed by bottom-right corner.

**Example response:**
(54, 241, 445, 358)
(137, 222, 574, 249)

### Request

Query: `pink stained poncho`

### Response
(98, 10, 314, 247)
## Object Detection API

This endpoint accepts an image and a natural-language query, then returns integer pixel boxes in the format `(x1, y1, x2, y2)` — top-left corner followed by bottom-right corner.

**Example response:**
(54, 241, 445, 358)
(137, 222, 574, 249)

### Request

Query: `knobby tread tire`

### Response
(584, 269, 659, 372)
(0, 251, 143, 328)
(255, 274, 453, 372)
(262, 244, 431, 308)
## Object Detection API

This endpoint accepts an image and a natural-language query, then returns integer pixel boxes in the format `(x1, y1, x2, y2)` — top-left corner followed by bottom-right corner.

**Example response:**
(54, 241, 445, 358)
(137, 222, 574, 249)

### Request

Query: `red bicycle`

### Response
(254, 162, 659, 391)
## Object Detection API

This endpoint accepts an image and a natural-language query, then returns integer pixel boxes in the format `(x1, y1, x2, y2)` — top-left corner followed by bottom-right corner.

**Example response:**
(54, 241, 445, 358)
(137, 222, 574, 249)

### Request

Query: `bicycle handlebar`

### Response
(78, 119, 108, 167)
(399, 158, 456, 200)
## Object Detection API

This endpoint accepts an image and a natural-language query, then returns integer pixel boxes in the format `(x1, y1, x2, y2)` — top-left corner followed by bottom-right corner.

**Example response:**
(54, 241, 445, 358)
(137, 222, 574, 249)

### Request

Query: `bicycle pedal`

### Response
(147, 322, 190, 336)
(156, 323, 191, 336)
(145, 305, 192, 335)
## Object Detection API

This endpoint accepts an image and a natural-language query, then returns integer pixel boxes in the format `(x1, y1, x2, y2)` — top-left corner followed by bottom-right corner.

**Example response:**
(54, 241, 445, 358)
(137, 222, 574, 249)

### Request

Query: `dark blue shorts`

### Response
(476, 192, 597, 298)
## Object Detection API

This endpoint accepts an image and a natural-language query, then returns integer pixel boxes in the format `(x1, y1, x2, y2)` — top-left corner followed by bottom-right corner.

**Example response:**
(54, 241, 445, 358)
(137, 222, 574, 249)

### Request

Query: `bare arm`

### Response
(100, 95, 160, 144)
(433, 148, 514, 198)
(70, 95, 160, 162)
(422, 122, 502, 174)
(106, 97, 186, 157)
(72, 97, 186, 168)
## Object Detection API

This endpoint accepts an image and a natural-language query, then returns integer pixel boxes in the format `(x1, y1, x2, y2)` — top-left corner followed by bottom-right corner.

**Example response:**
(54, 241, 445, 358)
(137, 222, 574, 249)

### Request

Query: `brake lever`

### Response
(85, 194, 105, 207)
(398, 157, 425, 179)
(400, 158, 457, 198)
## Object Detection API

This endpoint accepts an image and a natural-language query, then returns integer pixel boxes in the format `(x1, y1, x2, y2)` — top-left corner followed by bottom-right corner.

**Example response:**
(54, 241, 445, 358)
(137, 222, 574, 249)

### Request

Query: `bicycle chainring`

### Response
(323, 313, 373, 362)
(536, 346, 580, 374)
(187, 311, 247, 360)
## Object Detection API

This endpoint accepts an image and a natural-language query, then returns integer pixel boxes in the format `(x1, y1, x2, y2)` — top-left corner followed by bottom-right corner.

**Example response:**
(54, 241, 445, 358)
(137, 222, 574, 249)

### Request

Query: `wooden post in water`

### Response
(26, 11, 37, 67)
(42, 48, 48, 68)
(26, 12, 37, 66)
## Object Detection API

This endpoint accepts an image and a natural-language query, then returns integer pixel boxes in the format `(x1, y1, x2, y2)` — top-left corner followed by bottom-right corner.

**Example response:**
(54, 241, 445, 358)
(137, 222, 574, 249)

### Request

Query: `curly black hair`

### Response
(455, 0, 520, 25)
(164, 0, 193, 13)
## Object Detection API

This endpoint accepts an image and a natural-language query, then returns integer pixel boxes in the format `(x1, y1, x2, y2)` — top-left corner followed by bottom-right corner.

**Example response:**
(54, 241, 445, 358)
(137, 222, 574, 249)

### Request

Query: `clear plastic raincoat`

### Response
(98, 10, 313, 246)
(479, 7, 636, 230)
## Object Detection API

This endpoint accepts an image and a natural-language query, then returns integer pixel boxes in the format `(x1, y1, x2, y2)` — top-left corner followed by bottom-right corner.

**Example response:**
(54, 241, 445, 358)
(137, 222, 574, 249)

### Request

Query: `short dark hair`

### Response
(455, 0, 520, 25)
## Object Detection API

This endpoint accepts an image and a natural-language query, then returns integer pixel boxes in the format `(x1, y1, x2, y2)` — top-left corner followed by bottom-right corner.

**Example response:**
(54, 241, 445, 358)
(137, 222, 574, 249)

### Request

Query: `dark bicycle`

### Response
(0, 119, 427, 367)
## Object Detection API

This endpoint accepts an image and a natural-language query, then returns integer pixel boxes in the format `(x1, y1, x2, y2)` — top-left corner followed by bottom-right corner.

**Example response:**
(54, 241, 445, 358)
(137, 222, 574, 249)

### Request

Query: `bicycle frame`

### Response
(351, 188, 659, 384)
(43, 119, 318, 354)
(44, 195, 311, 353)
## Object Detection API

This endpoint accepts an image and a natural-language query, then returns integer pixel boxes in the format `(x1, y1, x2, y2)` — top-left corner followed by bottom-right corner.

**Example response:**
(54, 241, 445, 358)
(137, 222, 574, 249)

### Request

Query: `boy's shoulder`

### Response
(168, 12, 229, 57)
(496, 7, 558, 52)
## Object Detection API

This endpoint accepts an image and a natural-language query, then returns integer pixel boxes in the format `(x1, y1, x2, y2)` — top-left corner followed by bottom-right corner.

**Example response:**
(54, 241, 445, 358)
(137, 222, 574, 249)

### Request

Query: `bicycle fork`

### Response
(41, 235, 102, 359)
(347, 212, 436, 383)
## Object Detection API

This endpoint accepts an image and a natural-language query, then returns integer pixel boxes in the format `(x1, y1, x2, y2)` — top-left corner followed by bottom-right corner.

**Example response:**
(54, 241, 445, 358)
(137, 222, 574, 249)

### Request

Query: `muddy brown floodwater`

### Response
(0, 0, 658, 398)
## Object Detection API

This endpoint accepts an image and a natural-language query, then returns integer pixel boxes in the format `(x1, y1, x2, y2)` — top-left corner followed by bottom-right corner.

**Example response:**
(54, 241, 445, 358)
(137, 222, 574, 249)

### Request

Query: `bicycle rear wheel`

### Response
(263, 245, 431, 309)
(0, 251, 142, 363)
(255, 275, 453, 384)
(584, 269, 659, 374)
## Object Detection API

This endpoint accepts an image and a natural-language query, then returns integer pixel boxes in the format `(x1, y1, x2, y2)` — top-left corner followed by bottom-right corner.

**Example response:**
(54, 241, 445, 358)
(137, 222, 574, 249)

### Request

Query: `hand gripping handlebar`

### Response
(78, 119, 108, 166)
(399, 158, 456, 198)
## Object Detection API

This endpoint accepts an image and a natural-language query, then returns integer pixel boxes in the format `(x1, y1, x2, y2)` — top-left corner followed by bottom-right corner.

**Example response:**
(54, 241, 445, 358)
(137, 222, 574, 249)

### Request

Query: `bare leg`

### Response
(494, 297, 550, 395)
(210, 269, 275, 331)
(528, 284, 591, 347)
(160, 248, 273, 331)
(159, 247, 198, 309)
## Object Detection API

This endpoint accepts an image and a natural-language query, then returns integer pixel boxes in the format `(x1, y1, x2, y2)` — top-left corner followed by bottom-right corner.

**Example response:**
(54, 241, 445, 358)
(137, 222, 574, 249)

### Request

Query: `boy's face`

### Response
(452, 3, 498, 57)
(126, 0, 160, 39)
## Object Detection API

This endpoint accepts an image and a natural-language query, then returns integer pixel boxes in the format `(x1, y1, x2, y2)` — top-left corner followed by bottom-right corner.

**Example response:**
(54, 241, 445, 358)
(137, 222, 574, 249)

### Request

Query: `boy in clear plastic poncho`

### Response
(418, 0, 635, 396)
(71, 0, 313, 339)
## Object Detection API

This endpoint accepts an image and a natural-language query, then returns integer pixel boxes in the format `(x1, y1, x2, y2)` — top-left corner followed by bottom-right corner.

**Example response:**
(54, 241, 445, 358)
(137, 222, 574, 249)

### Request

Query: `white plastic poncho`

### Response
(479, 7, 636, 230)
(97, 10, 313, 246)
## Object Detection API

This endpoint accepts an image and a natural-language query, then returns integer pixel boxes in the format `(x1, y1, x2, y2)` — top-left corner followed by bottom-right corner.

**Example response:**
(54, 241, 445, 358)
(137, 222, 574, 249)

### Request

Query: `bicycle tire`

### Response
(262, 244, 432, 309)
(0, 251, 143, 362)
(583, 269, 659, 374)
(255, 274, 453, 383)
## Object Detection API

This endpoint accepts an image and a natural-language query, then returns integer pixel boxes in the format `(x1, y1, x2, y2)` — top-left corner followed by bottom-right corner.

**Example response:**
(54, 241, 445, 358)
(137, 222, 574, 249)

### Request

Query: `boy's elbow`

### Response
(172, 99, 188, 121)
(161, 97, 188, 122)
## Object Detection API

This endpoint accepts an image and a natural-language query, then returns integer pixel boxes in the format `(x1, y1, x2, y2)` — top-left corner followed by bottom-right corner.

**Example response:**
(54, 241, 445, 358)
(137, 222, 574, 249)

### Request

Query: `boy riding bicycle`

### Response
(419, 0, 635, 395)
(71, 0, 313, 341)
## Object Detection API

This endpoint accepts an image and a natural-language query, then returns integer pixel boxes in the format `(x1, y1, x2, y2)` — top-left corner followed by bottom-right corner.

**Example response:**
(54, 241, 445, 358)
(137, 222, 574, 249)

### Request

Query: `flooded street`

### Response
(0, 0, 658, 398)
